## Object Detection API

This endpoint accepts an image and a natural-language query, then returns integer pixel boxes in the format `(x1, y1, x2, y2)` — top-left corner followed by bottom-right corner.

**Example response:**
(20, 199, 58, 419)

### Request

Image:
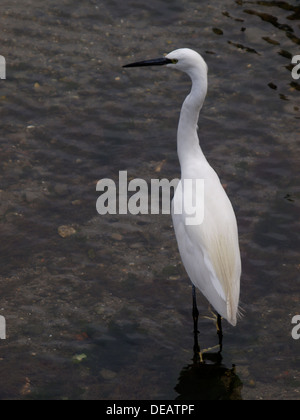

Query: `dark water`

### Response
(0, 0, 299, 400)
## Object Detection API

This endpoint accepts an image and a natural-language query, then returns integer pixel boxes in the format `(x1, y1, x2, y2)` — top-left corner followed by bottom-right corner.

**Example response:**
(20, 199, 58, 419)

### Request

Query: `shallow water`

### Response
(0, 0, 299, 400)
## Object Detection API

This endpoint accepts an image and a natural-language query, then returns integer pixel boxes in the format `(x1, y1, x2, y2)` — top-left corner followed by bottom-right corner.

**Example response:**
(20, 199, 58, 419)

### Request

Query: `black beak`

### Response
(123, 57, 172, 68)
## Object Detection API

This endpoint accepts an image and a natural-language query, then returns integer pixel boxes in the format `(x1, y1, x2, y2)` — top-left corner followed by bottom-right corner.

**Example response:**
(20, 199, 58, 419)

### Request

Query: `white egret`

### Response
(123, 48, 241, 349)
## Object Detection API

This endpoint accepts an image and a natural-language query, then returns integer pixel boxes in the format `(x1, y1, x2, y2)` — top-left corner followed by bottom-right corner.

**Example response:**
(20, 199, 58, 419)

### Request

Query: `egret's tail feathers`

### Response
(236, 301, 245, 321)
(226, 300, 244, 326)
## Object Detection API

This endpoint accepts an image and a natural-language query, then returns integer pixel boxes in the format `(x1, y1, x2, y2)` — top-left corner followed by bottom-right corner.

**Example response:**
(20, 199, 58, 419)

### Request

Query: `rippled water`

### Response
(0, 0, 299, 400)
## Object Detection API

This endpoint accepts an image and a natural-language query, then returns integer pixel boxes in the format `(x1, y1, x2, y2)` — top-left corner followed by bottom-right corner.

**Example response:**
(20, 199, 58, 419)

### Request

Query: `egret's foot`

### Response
(202, 315, 217, 323)
(199, 344, 222, 363)
(202, 309, 223, 349)
(200, 309, 223, 355)
(202, 307, 219, 325)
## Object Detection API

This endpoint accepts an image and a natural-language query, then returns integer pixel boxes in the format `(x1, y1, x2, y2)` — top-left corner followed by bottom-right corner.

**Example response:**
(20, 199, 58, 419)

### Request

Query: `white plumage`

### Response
(124, 48, 241, 327)
(167, 48, 241, 326)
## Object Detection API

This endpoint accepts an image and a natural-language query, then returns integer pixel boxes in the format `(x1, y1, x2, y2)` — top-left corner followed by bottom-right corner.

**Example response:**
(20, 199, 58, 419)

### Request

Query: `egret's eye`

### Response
(171, 59, 178, 64)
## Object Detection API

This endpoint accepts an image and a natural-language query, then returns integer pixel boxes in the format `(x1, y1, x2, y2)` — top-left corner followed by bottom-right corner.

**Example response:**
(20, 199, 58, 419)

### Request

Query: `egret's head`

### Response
(165, 48, 208, 75)
(123, 48, 208, 78)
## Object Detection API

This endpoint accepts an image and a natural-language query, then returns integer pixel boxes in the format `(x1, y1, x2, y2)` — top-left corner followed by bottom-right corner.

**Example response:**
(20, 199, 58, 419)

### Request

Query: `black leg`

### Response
(192, 285, 199, 335)
(217, 314, 223, 353)
(192, 285, 200, 358)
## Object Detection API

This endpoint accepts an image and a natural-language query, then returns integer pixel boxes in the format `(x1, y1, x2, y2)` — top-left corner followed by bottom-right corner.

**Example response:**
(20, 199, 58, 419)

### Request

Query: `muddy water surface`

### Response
(0, 0, 299, 399)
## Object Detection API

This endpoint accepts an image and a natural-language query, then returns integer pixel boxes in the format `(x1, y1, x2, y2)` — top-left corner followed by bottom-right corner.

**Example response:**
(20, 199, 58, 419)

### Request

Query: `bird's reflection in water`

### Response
(175, 338, 243, 400)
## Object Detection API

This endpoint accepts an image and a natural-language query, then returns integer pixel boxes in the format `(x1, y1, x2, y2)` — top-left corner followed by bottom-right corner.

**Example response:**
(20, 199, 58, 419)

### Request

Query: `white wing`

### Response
(172, 173, 241, 326)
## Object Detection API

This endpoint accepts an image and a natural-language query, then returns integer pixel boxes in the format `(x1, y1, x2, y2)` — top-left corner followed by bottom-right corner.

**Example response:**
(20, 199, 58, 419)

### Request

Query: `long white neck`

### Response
(177, 67, 208, 171)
